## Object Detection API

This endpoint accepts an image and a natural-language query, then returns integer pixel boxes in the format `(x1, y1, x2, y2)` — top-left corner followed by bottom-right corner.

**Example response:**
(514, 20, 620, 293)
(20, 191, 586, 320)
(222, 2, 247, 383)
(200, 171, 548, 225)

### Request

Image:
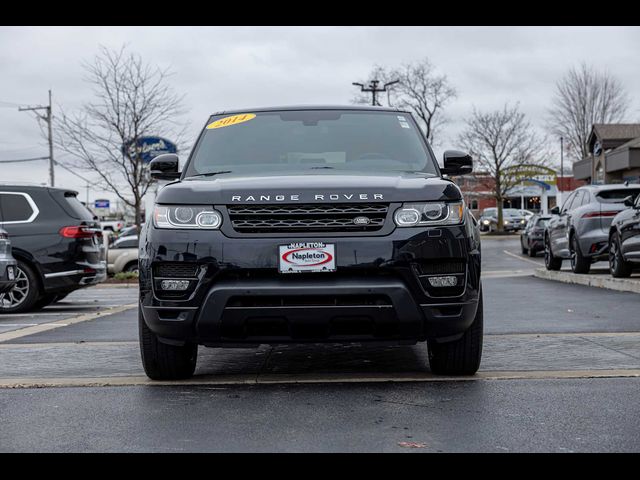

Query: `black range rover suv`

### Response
(139, 106, 482, 379)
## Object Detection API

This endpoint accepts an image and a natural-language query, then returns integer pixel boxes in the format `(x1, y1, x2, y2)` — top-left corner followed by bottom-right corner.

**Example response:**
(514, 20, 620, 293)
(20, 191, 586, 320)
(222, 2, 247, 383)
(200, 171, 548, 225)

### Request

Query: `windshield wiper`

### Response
(188, 170, 233, 178)
(308, 166, 334, 170)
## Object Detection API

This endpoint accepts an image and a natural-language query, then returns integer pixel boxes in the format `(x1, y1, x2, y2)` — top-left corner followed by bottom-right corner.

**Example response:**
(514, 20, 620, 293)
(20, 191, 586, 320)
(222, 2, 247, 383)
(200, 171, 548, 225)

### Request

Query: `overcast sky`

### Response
(1, 26, 639, 208)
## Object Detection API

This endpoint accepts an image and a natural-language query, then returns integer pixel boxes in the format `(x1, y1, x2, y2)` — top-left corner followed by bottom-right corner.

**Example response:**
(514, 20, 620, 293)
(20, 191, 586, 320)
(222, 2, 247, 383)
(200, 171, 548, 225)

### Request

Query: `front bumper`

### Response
(139, 224, 481, 345)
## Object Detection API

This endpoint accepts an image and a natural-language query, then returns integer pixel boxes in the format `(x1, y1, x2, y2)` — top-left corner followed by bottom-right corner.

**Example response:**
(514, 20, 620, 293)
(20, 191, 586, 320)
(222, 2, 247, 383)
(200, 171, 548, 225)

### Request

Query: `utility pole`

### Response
(19, 89, 55, 186)
(352, 79, 400, 106)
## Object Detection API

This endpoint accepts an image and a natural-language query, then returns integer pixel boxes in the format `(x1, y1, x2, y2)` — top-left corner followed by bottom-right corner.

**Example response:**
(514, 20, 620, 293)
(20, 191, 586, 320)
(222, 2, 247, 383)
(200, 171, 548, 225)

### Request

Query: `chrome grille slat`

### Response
(228, 203, 389, 233)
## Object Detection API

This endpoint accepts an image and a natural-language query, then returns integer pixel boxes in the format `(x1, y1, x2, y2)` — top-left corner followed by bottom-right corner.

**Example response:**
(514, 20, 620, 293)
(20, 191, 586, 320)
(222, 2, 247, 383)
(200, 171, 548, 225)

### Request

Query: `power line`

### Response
(0, 156, 49, 163)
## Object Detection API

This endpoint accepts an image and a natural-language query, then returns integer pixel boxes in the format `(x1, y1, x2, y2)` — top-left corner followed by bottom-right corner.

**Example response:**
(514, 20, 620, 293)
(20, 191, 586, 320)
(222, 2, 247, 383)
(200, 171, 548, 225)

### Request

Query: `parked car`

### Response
(520, 214, 551, 257)
(478, 207, 527, 232)
(107, 235, 139, 275)
(0, 185, 106, 313)
(100, 219, 125, 232)
(608, 193, 640, 277)
(544, 184, 640, 274)
(117, 224, 141, 238)
(0, 228, 17, 296)
(518, 209, 536, 223)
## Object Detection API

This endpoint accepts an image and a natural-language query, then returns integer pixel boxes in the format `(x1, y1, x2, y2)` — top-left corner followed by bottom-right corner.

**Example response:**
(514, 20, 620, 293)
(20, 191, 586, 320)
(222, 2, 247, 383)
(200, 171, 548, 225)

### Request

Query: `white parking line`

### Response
(482, 269, 535, 278)
(503, 249, 544, 266)
(0, 304, 136, 343)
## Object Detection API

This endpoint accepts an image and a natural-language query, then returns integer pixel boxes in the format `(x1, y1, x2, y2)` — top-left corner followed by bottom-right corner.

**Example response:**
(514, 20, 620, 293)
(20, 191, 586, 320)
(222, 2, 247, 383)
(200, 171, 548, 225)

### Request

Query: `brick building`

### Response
(453, 172, 586, 217)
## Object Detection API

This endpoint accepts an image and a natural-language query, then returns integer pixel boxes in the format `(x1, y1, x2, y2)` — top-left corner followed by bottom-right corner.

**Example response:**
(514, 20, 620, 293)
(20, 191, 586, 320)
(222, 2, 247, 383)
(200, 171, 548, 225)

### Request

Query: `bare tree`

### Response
(548, 63, 629, 160)
(459, 103, 548, 232)
(55, 45, 187, 228)
(352, 59, 456, 146)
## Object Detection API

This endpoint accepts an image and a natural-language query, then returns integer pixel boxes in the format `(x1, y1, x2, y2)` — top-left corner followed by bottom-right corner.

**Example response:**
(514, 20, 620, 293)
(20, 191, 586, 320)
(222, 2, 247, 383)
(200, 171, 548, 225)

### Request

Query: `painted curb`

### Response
(534, 268, 640, 294)
(1, 369, 639, 389)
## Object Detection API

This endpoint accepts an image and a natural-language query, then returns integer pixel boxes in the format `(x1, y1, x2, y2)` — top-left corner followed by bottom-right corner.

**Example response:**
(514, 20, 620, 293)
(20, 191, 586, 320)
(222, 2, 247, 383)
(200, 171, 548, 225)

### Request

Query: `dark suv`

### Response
(139, 106, 483, 380)
(0, 185, 106, 313)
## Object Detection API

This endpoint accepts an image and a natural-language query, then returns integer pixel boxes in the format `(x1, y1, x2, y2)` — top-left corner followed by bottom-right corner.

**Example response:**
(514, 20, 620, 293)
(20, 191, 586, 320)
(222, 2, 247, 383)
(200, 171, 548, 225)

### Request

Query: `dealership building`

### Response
(573, 124, 640, 184)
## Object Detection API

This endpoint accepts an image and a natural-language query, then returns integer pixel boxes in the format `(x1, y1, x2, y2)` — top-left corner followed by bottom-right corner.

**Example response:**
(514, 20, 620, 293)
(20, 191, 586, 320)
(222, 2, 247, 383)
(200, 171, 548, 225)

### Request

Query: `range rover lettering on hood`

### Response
(230, 193, 384, 202)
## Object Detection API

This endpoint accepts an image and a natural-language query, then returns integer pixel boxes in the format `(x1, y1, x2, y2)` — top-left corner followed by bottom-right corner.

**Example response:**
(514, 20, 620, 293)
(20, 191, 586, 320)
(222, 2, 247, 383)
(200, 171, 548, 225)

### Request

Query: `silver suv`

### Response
(544, 184, 640, 273)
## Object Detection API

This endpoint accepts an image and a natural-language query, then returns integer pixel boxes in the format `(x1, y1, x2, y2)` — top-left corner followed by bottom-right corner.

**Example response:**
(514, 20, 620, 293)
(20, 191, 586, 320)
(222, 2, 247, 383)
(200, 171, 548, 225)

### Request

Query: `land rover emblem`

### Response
(353, 216, 371, 225)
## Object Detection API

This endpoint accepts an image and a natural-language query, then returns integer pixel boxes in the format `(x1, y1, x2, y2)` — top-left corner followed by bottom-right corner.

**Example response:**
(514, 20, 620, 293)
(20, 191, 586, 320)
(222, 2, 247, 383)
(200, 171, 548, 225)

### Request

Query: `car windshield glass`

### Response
(184, 110, 437, 177)
(535, 218, 549, 227)
(596, 189, 640, 203)
(483, 209, 497, 216)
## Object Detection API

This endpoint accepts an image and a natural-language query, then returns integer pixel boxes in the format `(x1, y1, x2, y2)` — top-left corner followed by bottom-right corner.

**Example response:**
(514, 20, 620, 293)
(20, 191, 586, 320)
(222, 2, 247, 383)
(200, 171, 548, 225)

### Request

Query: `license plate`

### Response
(279, 242, 336, 274)
(7, 266, 15, 280)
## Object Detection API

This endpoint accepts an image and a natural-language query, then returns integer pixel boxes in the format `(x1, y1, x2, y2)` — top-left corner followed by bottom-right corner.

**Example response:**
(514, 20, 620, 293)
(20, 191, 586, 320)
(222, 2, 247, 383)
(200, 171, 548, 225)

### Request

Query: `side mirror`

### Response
(623, 195, 634, 208)
(441, 150, 473, 175)
(550, 206, 560, 215)
(150, 154, 180, 180)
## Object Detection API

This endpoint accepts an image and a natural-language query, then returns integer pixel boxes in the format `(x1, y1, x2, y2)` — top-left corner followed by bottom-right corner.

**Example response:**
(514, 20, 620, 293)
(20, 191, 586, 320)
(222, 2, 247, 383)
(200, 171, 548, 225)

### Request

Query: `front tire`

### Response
(124, 262, 139, 274)
(139, 305, 197, 380)
(544, 236, 562, 271)
(570, 234, 591, 274)
(609, 232, 632, 278)
(428, 289, 483, 375)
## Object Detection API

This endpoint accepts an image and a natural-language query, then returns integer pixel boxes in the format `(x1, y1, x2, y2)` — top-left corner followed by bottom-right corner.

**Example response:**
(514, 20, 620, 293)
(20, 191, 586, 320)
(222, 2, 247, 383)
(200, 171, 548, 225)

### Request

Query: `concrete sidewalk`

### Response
(534, 267, 640, 294)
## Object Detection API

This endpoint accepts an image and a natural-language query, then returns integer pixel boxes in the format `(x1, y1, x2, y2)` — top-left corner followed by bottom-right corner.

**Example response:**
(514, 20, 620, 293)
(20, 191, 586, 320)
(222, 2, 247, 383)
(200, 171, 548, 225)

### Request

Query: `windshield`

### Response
(596, 188, 640, 203)
(184, 110, 437, 177)
(502, 209, 521, 217)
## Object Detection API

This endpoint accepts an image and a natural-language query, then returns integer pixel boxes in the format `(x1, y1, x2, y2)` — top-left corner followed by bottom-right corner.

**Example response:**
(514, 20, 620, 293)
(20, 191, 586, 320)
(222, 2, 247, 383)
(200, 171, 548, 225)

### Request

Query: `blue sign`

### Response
(94, 199, 110, 209)
(123, 136, 177, 163)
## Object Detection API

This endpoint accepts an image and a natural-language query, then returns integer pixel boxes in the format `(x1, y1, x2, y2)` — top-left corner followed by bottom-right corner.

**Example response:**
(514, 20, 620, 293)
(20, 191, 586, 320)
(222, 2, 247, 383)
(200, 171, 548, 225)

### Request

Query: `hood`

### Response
(156, 172, 462, 205)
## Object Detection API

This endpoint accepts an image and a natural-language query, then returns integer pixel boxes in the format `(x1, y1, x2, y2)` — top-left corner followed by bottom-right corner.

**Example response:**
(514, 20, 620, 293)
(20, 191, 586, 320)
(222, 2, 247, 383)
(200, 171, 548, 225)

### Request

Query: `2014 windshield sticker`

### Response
(206, 113, 256, 129)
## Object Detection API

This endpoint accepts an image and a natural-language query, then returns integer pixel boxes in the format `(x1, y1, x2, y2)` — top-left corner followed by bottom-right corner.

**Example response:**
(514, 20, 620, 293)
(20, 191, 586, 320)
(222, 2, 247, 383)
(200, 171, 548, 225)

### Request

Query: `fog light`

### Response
(427, 276, 458, 287)
(160, 280, 190, 291)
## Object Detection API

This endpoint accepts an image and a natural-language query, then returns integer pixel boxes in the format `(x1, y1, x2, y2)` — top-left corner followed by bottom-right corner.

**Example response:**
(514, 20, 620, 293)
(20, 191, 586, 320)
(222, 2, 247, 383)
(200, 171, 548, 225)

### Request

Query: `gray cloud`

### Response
(1, 26, 639, 205)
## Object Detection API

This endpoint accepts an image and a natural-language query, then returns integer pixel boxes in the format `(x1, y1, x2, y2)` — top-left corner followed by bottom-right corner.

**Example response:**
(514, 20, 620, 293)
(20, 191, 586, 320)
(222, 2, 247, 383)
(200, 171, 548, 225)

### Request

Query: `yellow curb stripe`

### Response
(1, 369, 639, 389)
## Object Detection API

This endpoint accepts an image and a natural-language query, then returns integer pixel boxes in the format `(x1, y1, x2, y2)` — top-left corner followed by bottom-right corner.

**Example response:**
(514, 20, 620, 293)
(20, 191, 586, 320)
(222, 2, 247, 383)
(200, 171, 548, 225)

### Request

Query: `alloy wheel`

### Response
(0, 267, 30, 309)
(609, 239, 618, 272)
(544, 239, 551, 267)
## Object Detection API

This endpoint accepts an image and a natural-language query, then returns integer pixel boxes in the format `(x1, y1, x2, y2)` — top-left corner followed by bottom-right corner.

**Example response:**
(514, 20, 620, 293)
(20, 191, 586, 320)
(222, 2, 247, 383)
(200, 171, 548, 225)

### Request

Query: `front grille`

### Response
(227, 203, 389, 233)
(227, 295, 392, 308)
(413, 261, 465, 276)
(154, 263, 199, 278)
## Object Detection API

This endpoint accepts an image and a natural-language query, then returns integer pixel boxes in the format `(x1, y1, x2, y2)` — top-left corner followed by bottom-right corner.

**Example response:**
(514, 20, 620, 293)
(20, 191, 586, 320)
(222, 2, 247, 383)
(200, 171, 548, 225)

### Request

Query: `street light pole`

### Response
(18, 89, 55, 187)
(352, 80, 400, 107)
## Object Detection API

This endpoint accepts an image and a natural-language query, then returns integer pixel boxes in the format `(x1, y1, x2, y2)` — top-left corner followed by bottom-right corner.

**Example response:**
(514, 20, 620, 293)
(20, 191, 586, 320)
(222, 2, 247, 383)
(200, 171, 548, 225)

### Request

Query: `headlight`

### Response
(482, 219, 490, 225)
(154, 205, 222, 229)
(504, 220, 509, 225)
(394, 202, 464, 227)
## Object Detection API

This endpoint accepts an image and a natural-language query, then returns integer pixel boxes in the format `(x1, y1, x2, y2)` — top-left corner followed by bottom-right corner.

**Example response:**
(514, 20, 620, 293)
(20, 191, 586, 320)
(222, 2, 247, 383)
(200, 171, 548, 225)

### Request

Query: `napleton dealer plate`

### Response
(278, 242, 336, 273)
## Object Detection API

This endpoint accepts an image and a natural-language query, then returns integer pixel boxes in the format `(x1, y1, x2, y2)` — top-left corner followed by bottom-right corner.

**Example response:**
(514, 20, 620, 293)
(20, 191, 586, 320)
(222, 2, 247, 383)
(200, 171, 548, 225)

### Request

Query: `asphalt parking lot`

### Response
(1, 236, 639, 452)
